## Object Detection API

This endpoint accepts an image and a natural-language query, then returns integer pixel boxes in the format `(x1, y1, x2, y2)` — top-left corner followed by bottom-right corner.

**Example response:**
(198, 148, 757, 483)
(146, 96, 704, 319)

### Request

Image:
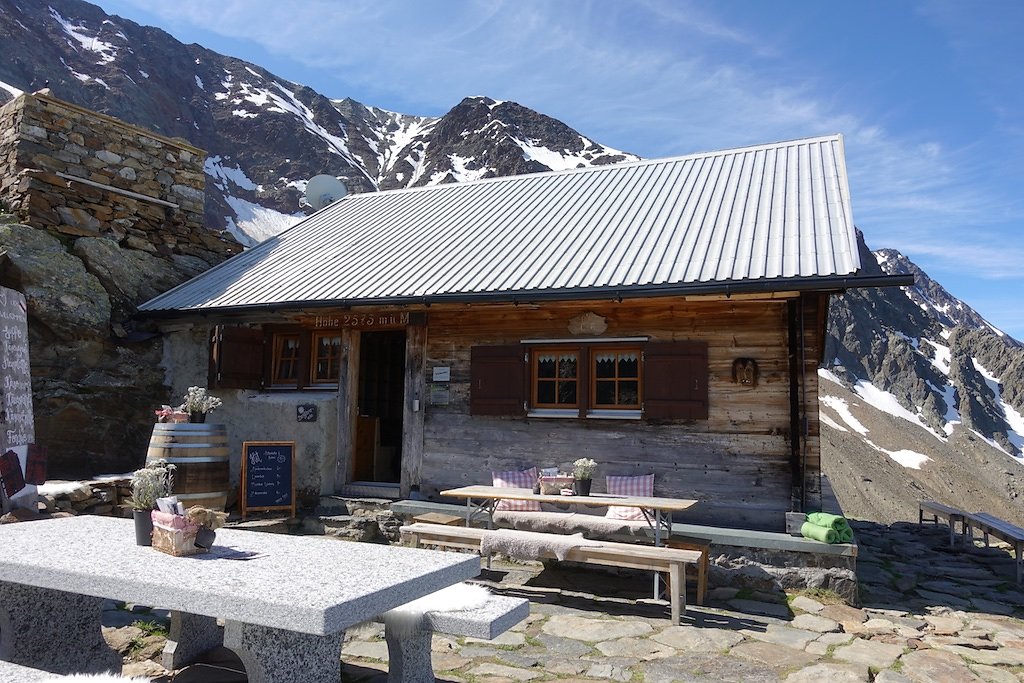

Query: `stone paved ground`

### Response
(111, 520, 1024, 682)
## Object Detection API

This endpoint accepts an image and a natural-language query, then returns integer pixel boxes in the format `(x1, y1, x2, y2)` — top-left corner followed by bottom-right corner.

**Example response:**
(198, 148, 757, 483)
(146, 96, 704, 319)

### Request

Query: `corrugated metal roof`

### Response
(140, 134, 862, 313)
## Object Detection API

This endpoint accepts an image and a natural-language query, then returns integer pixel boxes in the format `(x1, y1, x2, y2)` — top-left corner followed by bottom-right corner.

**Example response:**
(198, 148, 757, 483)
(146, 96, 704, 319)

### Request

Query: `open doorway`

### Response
(353, 330, 406, 483)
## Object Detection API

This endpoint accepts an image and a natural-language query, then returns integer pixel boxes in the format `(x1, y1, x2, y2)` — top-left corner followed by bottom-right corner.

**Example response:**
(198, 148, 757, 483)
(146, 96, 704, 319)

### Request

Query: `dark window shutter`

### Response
(209, 325, 264, 389)
(643, 341, 708, 419)
(470, 345, 525, 416)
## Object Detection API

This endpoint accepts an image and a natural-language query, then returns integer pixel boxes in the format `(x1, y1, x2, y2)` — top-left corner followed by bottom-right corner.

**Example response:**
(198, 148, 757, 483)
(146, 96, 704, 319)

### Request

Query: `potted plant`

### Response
(130, 459, 176, 546)
(572, 458, 597, 496)
(179, 386, 222, 424)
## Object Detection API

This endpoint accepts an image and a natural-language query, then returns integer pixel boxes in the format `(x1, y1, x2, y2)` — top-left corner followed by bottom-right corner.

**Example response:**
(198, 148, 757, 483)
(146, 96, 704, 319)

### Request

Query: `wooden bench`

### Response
(378, 592, 529, 683)
(919, 500, 969, 548)
(964, 512, 1024, 584)
(401, 523, 702, 623)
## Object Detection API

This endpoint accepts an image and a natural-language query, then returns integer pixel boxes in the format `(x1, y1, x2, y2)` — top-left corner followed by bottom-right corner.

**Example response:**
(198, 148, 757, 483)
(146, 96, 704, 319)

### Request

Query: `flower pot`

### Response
(189, 411, 206, 424)
(574, 478, 592, 496)
(134, 509, 154, 546)
(194, 527, 216, 549)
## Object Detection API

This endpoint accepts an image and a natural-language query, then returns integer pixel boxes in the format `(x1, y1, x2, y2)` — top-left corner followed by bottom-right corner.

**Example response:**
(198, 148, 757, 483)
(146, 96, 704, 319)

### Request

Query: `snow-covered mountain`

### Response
(0, 0, 636, 246)
(822, 237, 1024, 524)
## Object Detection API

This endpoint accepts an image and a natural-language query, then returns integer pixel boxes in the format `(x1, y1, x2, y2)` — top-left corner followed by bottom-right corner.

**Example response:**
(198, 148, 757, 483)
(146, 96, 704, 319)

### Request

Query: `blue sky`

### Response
(99, 0, 1024, 339)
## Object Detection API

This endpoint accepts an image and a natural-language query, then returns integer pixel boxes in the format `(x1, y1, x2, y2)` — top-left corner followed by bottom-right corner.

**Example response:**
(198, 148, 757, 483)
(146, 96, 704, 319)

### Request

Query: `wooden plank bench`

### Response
(401, 523, 702, 623)
(919, 500, 969, 548)
(377, 592, 529, 683)
(964, 512, 1024, 584)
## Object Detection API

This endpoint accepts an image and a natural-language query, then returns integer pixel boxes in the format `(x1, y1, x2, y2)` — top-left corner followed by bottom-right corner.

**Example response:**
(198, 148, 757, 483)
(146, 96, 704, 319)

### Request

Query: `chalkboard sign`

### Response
(240, 441, 296, 519)
(0, 287, 34, 452)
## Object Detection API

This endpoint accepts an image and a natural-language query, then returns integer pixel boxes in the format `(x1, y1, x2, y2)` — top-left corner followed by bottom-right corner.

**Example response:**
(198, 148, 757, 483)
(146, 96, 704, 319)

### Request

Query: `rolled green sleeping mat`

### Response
(801, 521, 837, 544)
(837, 526, 854, 543)
(805, 512, 850, 531)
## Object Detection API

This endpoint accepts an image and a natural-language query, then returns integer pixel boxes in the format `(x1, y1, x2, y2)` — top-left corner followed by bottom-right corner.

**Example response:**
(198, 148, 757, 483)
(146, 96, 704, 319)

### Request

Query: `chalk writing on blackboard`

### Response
(240, 441, 295, 519)
(0, 287, 34, 453)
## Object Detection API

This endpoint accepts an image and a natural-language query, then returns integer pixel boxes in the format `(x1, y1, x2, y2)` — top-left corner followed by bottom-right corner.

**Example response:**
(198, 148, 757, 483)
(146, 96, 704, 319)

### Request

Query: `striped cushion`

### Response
(492, 467, 541, 511)
(605, 473, 654, 521)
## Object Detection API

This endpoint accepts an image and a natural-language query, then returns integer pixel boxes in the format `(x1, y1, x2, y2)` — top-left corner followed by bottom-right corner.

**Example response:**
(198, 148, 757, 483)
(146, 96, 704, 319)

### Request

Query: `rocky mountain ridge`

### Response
(823, 238, 1024, 524)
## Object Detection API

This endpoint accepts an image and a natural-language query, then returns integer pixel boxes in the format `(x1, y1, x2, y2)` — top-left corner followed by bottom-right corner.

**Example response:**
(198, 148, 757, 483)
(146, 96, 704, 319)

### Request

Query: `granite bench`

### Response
(379, 593, 529, 683)
(964, 512, 1024, 584)
(401, 522, 702, 623)
(0, 660, 53, 683)
(919, 500, 969, 548)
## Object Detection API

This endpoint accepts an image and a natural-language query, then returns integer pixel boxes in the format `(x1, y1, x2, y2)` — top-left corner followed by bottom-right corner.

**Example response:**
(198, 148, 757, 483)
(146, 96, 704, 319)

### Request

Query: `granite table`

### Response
(0, 515, 479, 682)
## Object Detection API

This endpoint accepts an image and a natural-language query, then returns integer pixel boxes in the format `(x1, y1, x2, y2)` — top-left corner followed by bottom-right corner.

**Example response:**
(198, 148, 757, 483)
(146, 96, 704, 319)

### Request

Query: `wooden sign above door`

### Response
(295, 311, 426, 330)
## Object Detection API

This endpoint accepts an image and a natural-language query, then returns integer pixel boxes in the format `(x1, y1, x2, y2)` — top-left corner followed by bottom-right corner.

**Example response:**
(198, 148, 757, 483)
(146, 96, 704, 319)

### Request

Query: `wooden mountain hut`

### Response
(139, 134, 911, 530)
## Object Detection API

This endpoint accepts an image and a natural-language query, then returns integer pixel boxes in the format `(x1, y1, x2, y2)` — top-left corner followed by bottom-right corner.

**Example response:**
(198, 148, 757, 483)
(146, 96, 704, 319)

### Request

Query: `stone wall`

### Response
(0, 90, 239, 263)
(0, 93, 240, 478)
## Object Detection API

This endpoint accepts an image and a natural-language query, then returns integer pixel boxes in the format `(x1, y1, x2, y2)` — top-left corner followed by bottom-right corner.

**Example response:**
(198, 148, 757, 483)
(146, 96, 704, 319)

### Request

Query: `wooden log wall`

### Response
(417, 295, 824, 531)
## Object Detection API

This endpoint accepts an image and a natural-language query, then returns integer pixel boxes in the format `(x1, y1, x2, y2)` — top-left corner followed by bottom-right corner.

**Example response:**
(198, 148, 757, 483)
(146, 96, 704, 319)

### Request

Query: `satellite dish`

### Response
(303, 174, 348, 210)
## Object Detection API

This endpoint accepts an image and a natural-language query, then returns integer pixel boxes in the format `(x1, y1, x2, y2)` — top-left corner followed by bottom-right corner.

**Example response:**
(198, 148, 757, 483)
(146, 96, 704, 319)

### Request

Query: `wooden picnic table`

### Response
(441, 485, 699, 599)
(441, 485, 698, 546)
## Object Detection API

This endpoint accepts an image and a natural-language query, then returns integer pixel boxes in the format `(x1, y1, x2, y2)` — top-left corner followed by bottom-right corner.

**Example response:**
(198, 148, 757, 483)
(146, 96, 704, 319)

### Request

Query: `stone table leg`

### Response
(0, 581, 120, 675)
(385, 628, 434, 683)
(223, 620, 343, 683)
(163, 611, 223, 670)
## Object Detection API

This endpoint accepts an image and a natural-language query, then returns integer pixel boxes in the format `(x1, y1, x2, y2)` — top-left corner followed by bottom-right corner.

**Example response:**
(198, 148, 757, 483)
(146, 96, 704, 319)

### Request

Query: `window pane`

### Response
(594, 380, 616, 405)
(558, 354, 577, 378)
(537, 381, 555, 404)
(275, 335, 300, 383)
(558, 381, 577, 405)
(313, 334, 341, 382)
(619, 381, 639, 405)
(537, 355, 556, 378)
(618, 353, 639, 378)
(595, 354, 615, 378)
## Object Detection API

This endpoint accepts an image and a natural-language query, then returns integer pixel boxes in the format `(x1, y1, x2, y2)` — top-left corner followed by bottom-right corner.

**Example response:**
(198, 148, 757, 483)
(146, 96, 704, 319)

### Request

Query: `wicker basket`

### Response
(539, 475, 575, 495)
(151, 511, 208, 557)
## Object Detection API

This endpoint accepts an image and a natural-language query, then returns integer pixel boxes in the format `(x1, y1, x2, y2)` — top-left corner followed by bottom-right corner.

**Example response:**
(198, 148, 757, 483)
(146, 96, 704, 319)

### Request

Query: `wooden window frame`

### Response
(589, 346, 642, 411)
(310, 331, 343, 387)
(270, 332, 303, 388)
(530, 347, 581, 410)
(470, 338, 707, 421)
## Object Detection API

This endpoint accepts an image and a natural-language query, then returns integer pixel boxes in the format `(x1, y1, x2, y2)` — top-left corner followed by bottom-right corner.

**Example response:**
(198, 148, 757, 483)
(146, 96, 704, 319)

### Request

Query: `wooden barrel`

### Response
(146, 423, 230, 511)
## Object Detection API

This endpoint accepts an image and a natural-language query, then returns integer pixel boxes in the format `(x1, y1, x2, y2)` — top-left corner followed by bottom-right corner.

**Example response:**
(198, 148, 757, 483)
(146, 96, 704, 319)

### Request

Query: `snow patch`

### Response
(818, 368, 844, 385)
(195, 75, 204, 90)
(819, 413, 847, 432)
(853, 379, 945, 442)
(223, 194, 303, 246)
(882, 448, 932, 469)
(205, 156, 257, 191)
(819, 395, 869, 435)
(921, 338, 951, 375)
(139, 70, 149, 79)
(232, 109, 258, 119)
(973, 359, 1024, 456)
(0, 79, 23, 98)
(51, 7, 119, 64)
